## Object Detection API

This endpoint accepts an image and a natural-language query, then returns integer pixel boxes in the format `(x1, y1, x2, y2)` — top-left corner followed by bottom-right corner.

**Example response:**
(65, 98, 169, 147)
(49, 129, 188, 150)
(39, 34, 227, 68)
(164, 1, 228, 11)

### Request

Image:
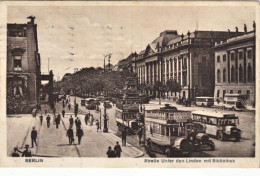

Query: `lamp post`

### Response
(74, 68, 78, 105)
(103, 53, 112, 133)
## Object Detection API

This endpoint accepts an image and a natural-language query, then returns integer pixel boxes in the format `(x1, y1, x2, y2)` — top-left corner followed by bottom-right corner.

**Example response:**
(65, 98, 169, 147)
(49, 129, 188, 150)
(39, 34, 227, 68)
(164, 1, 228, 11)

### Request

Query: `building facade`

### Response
(7, 17, 41, 113)
(214, 28, 256, 108)
(132, 30, 238, 99)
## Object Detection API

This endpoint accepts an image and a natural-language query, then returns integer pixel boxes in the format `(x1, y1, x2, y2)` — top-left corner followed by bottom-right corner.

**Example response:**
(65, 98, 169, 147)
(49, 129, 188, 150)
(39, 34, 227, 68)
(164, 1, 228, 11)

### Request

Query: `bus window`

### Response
(161, 125, 166, 136)
(209, 117, 217, 125)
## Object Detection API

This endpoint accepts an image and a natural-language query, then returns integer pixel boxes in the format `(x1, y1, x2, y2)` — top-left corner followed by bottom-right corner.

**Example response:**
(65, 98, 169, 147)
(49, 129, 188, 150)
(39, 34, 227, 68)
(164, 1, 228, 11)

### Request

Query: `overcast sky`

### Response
(8, 5, 255, 79)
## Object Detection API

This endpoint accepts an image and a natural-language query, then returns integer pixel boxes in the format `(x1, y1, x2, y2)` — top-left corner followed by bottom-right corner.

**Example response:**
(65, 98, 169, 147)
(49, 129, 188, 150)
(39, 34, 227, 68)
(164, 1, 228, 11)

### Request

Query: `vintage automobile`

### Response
(86, 103, 96, 110)
(182, 98, 191, 107)
(81, 99, 86, 106)
(186, 124, 215, 151)
(104, 101, 112, 109)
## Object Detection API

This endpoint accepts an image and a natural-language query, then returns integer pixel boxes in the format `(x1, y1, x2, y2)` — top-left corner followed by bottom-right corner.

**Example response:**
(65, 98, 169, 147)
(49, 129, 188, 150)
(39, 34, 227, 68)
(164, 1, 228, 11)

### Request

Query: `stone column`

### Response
(180, 56, 183, 86)
(144, 65, 146, 84)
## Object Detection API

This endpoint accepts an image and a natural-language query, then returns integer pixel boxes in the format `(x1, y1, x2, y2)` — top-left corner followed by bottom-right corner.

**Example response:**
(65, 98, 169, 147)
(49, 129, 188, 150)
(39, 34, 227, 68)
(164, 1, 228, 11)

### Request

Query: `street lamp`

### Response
(74, 68, 78, 105)
(103, 53, 112, 133)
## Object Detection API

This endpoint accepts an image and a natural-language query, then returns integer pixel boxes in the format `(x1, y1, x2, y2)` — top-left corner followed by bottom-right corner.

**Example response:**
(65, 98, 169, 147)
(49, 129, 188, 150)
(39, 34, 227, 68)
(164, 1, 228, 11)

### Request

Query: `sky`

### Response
(7, 5, 255, 79)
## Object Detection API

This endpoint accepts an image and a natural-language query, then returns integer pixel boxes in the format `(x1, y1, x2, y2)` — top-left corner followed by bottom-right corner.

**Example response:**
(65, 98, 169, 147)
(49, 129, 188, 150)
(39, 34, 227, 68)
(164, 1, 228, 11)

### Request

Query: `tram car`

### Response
(115, 102, 140, 134)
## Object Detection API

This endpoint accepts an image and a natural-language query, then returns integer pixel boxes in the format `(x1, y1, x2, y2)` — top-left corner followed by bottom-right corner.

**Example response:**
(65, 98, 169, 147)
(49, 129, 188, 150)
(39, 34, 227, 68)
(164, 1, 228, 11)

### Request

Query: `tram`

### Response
(115, 77, 142, 134)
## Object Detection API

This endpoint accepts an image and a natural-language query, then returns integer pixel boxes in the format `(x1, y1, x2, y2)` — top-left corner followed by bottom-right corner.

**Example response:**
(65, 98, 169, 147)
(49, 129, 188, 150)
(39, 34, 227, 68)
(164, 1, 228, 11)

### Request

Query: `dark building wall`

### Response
(7, 21, 40, 114)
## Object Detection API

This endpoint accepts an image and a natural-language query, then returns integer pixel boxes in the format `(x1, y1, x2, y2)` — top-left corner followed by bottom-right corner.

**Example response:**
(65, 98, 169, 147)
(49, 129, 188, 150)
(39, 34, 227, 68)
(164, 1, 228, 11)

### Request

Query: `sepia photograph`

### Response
(0, 0, 259, 168)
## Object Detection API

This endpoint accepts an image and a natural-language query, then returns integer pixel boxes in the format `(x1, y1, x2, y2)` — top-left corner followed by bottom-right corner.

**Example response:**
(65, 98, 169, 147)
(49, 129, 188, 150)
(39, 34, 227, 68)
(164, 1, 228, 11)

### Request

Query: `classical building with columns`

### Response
(214, 27, 256, 108)
(133, 30, 238, 99)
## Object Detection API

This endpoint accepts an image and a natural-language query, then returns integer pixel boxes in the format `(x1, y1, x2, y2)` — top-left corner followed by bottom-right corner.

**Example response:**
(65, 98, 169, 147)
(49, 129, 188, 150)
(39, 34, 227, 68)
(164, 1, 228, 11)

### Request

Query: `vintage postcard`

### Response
(0, 0, 259, 168)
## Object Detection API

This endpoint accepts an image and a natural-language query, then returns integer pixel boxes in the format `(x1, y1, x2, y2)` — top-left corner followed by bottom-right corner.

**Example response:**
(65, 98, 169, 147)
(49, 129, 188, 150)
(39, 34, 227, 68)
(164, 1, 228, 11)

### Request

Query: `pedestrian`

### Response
(68, 103, 71, 110)
(96, 120, 99, 132)
(62, 100, 65, 109)
(57, 113, 61, 124)
(55, 116, 60, 129)
(44, 106, 47, 115)
(53, 107, 56, 115)
(69, 115, 74, 127)
(137, 127, 143, 146)
(11, 147, 20, 157)
(122, 128, 127, 147)
(150, 125, 153, 136)
(75, 117, 81, 129)
(84, 114, 89, 125)
(114, 141, 122, 158)
(76, 127, 84, 145)
(22, 145, 32, 157)
(46, 114, 51, 128)
(74, 103, 78, 117)
(62, 109, 65, 118)
(66, 126, 74, 145)
(106, 146, 115, 158)
(31, 127, 37, 148)
(39, 114, 43, 126)
(147, 138, 152, 154)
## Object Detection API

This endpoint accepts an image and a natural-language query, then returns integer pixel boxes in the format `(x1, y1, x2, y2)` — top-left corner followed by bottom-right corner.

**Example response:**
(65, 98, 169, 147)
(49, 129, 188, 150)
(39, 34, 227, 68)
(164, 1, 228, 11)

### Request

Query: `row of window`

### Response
(216, 89, 250, 98)
(216, 63, 253, 83)
(216, 49, 253, 63)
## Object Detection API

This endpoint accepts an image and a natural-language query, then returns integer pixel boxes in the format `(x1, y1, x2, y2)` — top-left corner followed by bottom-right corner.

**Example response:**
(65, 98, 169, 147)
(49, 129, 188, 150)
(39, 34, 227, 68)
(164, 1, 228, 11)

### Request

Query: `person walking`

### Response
(137, 127, 143, 146)
(69, 115, 74, 127)
(96, 120, 100, 132)
(62, 109, 65, 118)
(22, 145, 32, 157)
(62, 100, 65, 109)
(68, 103, 71, 110)
(66, 126, 74, 145)
(46, 114, 51, 128)
(11, 147, 20, 157)
(55, 116, 60, 129)
(39, 114, 43, 126)
(122, 128, 127, 147)
(114, 141, 122, 158)
(74, 103, 78, 117)
(44, 106, 47, 115)
(57, 113, 61, 124)
(75, 117, 81, 129)
(31, 127, 37, 148)
(53, 107, 56, 115)
(106, 146, 115, 158)
(76, 127, 84, 145)
(84, 114, 89, 125)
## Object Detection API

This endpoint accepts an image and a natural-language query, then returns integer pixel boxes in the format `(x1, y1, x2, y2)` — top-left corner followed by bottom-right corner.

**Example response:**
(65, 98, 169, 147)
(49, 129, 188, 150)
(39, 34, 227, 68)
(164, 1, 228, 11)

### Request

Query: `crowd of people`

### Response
(11, 95, 127, 158)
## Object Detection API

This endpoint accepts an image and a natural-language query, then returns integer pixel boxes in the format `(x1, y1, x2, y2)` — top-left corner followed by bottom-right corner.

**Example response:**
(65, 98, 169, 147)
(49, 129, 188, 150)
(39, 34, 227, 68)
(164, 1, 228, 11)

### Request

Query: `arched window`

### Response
(239, 64, 243, 82)
(231, 66, 235, 82)
(248, 63, 252, 82)
(217, 69, 221, 83)
(223, 68, 226, 82)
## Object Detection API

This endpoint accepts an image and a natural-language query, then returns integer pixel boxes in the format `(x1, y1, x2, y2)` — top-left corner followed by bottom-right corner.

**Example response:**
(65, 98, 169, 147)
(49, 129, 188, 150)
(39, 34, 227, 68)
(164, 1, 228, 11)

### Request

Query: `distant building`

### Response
(214, 25, 256, 108)
(132, 30, 239, 99)
(117, 52, 137, 71)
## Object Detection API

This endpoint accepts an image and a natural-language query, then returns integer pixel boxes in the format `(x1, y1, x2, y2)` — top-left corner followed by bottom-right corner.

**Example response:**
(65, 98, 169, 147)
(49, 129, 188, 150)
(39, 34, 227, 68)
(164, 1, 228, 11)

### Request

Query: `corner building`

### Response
(214, 30, 256, 108)
(7, 17, 41, 113)
(134, 30, 237, 99)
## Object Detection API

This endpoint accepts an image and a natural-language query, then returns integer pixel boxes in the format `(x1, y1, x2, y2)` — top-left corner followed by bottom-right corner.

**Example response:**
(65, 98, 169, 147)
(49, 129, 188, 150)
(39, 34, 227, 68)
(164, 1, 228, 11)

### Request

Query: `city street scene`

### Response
(6, 5, 256, 158)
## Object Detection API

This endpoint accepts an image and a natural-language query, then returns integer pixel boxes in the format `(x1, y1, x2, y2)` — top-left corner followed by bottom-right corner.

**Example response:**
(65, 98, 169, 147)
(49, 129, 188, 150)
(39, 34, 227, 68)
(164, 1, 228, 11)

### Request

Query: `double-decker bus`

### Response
(223, 94, 246, 111)
(191, 111, 242, 141)
(144, 105, 193, 157)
